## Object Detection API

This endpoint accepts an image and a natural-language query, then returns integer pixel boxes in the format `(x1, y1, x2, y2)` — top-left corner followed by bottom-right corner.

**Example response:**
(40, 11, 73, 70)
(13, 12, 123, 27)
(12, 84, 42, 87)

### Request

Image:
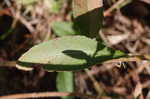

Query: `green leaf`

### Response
(94, 43, 126, 62)
(16, 36, 98, 71)
(57, 72, 74, 99)
(72, 0, 103, 38)
(16, 36, 126, 71)
(51, 21, 79, 36)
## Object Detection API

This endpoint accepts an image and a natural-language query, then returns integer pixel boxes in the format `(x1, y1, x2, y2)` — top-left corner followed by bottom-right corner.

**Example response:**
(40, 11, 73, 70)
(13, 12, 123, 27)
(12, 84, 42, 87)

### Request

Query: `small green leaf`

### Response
(51, 21, 79, 36)
(57, 72, 74, 99)
(94, 43, 126, 62)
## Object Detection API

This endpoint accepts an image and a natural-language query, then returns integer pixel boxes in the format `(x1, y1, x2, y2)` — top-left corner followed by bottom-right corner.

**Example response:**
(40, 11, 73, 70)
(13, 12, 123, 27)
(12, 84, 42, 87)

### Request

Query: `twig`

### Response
(0, 91, 95, 99)
(142, 81, 150, 88)
(0, 61, 16, 67)
(116, 61, 150, 86)
(5, 1, 36, 34)
(104, 0, 132, 17)
(104, 0, 124, 16)
(85, 69, 103, 98)
(105, 54, 150, 64)
(105, 57, 142, 63)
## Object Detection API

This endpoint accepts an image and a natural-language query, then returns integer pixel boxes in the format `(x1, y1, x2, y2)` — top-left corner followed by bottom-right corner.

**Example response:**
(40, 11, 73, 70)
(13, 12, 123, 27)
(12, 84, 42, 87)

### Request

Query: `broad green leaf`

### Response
(16, 36, 126, 71)
(57, 72, 74, 99)
(51, 21, 79, 36)
(16, 36, 98, 71)
(72, 0, 103, 38)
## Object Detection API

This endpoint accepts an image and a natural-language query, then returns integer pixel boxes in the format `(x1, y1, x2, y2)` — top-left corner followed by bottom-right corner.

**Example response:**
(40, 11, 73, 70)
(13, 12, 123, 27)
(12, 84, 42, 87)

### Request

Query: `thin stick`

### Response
(5, 1, 35, 34)
(0, 61, 16, 67)
(85, 69, 103, 97)
(0, 92, 95, 99)
(105, 54, 150, 64)
(104, 0, 124, 16)
(105, 57, 142, 63)
(104, 0, 132, 17)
